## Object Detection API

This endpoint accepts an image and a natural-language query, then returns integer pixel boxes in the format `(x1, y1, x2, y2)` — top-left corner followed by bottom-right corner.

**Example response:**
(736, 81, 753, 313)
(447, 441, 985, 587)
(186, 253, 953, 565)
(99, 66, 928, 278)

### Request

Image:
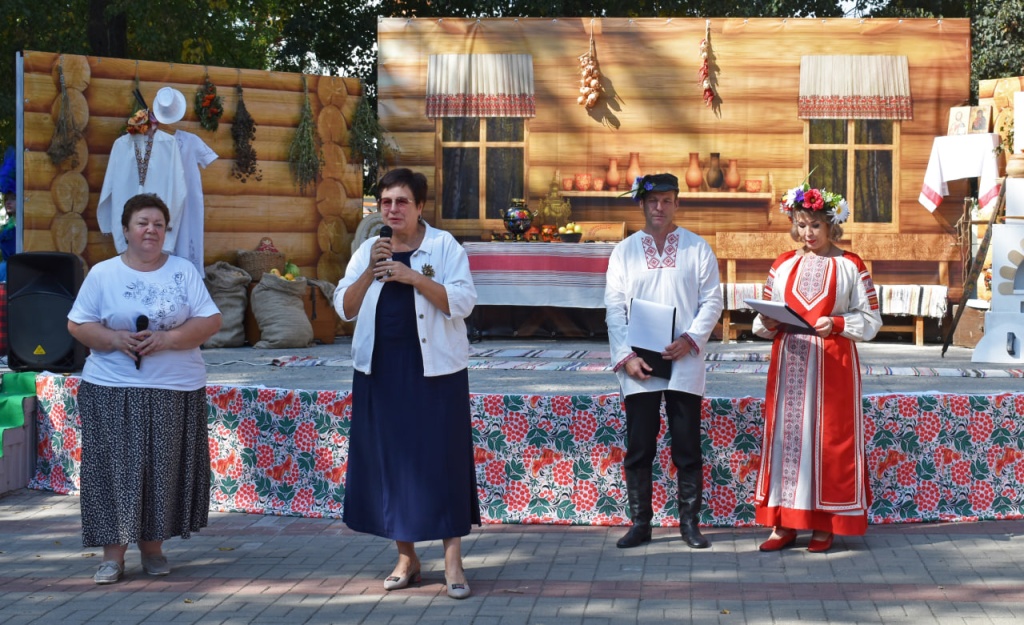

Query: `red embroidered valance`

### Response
(799, 56, 912, 120)
(426, 54, 536, 118)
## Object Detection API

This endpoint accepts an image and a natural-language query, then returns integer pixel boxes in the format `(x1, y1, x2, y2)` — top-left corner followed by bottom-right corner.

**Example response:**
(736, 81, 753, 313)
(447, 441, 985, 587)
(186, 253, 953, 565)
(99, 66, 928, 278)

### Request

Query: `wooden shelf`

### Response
(560, 186, 778, 224)
(561, 190, 774, 201)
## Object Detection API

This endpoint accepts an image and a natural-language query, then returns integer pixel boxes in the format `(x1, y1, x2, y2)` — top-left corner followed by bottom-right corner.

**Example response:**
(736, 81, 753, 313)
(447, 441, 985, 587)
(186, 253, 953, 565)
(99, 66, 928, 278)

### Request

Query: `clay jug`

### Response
(705, 153, 724, 190)
(626, 152, 642, 186)
(606, 158, 621, 190)
(724, 158, 741, 191)
(1006, 154, 1024, 178)
(684, 152, 703, 192)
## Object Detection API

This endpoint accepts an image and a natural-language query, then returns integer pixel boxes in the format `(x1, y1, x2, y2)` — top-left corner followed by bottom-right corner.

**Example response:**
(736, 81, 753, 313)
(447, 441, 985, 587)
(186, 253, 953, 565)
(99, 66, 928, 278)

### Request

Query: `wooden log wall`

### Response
(378, 18, 971, 286)
(21, 51, 363, 282)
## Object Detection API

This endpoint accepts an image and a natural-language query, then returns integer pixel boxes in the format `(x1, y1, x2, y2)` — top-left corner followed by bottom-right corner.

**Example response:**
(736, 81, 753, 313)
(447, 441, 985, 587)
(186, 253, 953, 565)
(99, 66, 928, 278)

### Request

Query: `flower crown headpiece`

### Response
(779, 182, 849, 225)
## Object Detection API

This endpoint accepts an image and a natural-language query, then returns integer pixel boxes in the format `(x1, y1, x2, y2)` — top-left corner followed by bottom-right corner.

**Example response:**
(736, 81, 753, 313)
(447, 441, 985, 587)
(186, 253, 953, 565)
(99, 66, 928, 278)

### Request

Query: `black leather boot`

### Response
(616, 468, 653, 548)
(677, 470, 709, 549)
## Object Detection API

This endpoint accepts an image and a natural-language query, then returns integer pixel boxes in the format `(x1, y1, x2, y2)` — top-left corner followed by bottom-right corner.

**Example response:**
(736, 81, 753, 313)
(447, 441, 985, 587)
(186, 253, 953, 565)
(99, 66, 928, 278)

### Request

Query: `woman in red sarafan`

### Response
(752, 184, 882, 553)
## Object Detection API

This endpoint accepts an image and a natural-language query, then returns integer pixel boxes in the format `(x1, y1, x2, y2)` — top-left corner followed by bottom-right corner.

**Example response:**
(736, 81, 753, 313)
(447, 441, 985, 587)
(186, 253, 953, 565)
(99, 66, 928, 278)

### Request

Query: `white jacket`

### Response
(334, 223, 477, 377)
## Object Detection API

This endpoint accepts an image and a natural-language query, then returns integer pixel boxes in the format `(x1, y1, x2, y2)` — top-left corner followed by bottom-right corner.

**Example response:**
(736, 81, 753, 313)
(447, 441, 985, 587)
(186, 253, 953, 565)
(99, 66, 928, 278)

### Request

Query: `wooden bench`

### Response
(851, 234, 958, 346)
(715, 233, 958, 345)
(715, 233, 795, 342)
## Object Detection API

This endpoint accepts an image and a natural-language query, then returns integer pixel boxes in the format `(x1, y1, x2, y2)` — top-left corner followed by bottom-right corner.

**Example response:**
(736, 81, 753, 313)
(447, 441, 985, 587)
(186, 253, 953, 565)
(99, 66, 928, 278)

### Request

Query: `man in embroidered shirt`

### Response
(604, 172, 723, 549)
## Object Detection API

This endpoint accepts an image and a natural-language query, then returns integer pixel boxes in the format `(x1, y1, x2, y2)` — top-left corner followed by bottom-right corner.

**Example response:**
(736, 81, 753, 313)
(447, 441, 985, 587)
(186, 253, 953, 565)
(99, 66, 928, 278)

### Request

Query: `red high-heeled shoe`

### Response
(758, 530, 797, 552)
(807, 533, 834, 553)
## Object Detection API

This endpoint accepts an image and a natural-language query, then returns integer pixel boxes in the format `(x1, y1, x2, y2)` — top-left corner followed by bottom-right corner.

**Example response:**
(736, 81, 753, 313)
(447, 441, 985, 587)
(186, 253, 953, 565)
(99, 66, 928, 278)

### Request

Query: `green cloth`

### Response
(0, 372, 38, 458)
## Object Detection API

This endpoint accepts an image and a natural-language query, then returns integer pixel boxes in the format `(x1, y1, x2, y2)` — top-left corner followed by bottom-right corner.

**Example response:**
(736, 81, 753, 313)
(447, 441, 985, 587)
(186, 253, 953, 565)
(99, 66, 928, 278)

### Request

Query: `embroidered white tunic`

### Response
(171, 131, 219, 275)
(605, 227, 723, 398)
(752, 250, 882, 535)
(97, 131, 187, 254)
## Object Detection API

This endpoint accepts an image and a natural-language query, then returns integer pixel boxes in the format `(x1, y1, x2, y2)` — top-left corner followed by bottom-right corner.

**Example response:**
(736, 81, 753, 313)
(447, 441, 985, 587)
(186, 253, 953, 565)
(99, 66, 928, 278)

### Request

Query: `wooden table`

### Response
(463, 242, 616, 337)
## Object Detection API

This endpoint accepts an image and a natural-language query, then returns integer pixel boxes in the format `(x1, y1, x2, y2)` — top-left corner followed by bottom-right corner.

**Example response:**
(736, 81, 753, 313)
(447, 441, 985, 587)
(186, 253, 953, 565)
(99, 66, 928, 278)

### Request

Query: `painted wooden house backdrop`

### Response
(20, 51, 363, 282)
(378, 17, 971, 291)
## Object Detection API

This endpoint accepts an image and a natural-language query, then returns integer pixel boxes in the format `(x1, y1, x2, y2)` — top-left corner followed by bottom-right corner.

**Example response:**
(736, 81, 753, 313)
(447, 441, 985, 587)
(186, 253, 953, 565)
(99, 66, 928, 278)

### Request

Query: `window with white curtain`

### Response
(800, 56, 911, 231)
(427, 54, 535, 231)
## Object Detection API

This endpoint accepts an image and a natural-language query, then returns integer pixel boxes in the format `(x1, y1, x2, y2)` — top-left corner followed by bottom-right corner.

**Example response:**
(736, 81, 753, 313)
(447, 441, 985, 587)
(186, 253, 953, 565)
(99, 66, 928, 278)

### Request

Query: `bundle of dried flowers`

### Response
(231, 85, 262, 183)
(47, 58, 82, 167)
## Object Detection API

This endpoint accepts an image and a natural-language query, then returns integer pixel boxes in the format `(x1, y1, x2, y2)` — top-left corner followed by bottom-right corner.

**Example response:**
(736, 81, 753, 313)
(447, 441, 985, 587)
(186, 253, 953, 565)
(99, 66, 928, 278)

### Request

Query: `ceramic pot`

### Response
(593, 177, 605, 191)
(724, 158, 741, 191)
(503, 199, 534, 235)
(626, 152, 642, 186)
(561, 177, 574, 191)
(574, 173, 592, 191)
(706, 153, 724, 190)
(1006, 154, 1024, 178)
(606, 158, 621, 190)
(685, 152, 703, 192)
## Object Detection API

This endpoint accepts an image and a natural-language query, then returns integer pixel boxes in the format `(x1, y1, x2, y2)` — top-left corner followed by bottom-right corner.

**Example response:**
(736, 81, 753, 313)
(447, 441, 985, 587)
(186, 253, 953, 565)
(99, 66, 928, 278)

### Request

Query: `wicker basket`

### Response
(237, 249, 285, 281)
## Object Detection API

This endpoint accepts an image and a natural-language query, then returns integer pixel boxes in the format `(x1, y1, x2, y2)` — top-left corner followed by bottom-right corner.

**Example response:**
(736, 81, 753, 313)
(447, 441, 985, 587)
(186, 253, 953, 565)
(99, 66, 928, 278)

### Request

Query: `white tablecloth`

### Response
(919, 133, 1001, 213)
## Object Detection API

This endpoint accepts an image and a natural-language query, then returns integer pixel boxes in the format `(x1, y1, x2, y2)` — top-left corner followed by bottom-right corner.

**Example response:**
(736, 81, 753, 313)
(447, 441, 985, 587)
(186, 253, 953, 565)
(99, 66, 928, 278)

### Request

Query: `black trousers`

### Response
(623, 390, 703, 478)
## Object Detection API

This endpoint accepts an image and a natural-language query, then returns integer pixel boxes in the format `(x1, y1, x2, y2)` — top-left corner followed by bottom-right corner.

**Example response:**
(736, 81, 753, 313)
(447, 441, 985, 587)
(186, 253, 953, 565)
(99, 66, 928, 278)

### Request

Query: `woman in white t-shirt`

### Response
(68, 193, 221, 585)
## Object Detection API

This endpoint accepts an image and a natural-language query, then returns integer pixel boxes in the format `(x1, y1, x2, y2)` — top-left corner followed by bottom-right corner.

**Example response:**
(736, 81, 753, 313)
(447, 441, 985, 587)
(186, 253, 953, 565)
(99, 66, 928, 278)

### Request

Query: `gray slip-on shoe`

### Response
(93, 560, 124, 584)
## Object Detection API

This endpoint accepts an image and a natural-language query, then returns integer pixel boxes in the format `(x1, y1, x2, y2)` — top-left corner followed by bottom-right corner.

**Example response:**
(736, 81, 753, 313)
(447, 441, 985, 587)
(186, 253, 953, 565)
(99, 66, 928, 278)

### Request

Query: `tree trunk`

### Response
(87, 0, 127, 59)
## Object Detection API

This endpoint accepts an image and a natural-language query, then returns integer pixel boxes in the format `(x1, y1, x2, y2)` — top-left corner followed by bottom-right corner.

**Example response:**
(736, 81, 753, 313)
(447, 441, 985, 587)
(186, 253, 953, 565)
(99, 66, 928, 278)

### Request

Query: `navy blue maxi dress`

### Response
(344, 250, 481, 542)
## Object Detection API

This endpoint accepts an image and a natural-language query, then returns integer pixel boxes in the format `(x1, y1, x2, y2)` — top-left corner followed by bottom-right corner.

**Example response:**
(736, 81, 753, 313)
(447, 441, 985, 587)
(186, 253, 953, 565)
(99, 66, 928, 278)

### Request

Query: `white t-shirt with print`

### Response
(68, 254, 220, 391)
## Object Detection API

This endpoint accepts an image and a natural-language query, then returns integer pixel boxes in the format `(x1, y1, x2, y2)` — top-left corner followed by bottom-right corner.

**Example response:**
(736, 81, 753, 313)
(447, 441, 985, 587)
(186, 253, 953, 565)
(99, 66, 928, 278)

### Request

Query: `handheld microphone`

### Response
(135, 315, 149, 370)
(377, 225, 393, 281)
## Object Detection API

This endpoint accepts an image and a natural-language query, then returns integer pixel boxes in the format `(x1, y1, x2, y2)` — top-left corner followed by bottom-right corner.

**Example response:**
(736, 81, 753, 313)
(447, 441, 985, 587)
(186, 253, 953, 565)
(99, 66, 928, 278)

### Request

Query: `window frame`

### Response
(804, 119, 900, 235)
(433, 117, 530, 237)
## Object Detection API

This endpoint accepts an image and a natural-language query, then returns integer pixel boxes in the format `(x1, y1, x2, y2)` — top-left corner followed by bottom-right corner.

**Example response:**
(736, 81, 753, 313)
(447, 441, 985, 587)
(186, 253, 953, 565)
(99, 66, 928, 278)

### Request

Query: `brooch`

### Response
(421, 264, 435, 278)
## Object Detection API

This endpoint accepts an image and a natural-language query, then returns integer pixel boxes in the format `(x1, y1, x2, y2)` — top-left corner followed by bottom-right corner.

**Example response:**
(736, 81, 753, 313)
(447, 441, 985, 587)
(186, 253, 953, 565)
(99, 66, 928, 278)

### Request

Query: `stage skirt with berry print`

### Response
(343, 251, 480, 542)
(78, 381, 210, 547)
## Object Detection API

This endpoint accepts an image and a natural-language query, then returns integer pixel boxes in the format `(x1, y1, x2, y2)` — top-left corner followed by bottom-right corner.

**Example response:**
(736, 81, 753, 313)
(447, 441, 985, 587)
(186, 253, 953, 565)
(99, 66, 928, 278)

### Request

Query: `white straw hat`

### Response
(152, 87, 186, 124)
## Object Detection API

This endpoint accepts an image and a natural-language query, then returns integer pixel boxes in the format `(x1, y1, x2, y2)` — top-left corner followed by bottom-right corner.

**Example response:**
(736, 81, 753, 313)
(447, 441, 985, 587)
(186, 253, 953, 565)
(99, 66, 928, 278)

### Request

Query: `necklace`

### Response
(133, 133, 155, 185)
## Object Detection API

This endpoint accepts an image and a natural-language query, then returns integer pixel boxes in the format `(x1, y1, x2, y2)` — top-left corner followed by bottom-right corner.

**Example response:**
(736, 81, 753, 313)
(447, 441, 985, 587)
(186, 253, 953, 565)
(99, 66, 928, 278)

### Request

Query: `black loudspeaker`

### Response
(6, 252, 87, 372)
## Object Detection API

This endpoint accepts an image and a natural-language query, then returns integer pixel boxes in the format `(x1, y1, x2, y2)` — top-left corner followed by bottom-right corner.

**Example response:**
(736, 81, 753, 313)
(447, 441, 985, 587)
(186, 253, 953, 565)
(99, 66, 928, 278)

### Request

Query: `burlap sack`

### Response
(250, 274, 314, 349)
(202, 261, 251, 348)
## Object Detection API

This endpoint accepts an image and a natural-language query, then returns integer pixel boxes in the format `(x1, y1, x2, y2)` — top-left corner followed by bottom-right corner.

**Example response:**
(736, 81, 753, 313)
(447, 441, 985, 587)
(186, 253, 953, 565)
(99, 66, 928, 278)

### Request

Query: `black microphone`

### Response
(135, 315, 149, 370)
(377, 225, 393, 281)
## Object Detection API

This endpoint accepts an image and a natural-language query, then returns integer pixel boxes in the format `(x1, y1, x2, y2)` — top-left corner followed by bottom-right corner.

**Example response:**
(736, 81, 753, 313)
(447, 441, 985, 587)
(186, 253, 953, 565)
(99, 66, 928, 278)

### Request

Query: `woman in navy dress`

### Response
(334, 168, 479, 599)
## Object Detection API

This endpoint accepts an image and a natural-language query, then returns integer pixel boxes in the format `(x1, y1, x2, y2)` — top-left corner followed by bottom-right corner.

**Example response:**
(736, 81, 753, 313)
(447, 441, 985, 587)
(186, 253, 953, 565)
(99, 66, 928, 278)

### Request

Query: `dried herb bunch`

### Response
(231, 85, 262, 183)
(350, 94, 400, 194)
(195, 77, 223, 132)
(288, 75, 324, 195)
(47, 58, 82, 167)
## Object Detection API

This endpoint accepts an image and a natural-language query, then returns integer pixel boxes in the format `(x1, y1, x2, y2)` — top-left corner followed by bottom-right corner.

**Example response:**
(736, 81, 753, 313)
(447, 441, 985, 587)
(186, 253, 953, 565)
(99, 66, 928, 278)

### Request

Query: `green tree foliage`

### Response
(1, 0, 283, 151)
(970, 0, 1024, 96)
(850, 1, 1024, 96)
(0, 0, 89, 154)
